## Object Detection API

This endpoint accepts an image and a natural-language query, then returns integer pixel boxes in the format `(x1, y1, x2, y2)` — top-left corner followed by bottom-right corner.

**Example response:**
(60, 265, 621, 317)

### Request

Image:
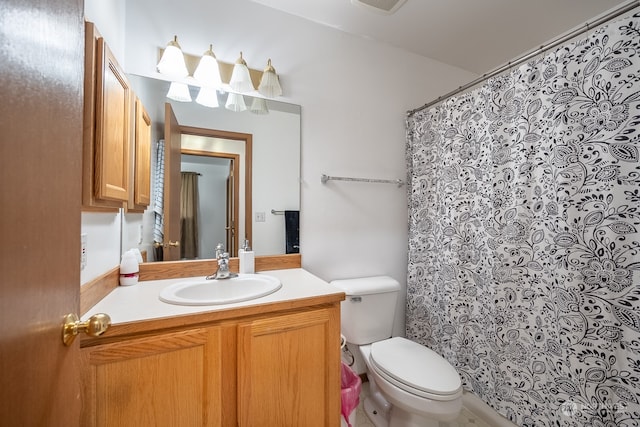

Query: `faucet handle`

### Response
(215, 243, 225, 259)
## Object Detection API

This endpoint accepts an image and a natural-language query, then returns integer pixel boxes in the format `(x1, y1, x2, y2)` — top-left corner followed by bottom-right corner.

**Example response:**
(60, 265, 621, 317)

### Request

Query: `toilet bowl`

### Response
(330, 276, 463, 427)
(361, 338, 462, 427)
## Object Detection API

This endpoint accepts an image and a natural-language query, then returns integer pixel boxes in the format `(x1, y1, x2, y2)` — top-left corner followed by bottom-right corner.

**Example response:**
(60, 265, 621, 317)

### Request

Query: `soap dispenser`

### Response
(238, 239, 254, 274)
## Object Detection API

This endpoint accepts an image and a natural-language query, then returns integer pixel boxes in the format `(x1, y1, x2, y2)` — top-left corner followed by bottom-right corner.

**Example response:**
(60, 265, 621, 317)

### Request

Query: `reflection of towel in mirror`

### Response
(284, 210, 300, 254)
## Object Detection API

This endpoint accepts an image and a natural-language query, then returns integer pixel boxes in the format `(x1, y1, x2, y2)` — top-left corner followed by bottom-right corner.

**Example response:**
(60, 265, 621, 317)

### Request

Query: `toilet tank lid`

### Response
(330, 276, 400, 296)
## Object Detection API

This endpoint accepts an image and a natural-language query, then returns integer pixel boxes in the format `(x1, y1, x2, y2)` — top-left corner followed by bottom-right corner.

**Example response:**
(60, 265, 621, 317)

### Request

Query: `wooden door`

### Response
(0, 0, 84, 425)
(163, 103, 182, 260)
(237, 307, 342, 427)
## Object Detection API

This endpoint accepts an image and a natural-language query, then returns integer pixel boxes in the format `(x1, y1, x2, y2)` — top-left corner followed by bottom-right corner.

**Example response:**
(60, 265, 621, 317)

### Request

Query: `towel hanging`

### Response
(284, 210, 299, 254)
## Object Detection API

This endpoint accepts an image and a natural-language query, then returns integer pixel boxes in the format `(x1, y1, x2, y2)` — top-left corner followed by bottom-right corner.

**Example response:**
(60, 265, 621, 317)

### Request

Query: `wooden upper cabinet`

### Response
(82, 21, 131, 210)
(127, 97, 152, 212)
(95, 38, 130, 202)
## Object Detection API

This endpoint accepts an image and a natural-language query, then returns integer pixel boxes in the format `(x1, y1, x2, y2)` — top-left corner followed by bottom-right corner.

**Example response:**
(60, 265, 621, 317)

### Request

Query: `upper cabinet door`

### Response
(127, 96, 152, 212)
(94, 37, 130, 202)
(134, 98, 151, 206)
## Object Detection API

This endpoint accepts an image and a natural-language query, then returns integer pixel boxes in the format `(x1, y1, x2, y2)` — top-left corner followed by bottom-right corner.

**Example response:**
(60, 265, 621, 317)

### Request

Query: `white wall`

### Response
(84, 0, 125, 62)
(84, 0, 478, 337)
(81, 0, 127, 284)
(80, 212, 121, 285)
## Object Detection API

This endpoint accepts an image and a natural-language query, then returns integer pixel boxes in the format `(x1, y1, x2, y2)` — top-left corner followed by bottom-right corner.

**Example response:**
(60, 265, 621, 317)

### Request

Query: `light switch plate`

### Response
(256, 212, 266, 222)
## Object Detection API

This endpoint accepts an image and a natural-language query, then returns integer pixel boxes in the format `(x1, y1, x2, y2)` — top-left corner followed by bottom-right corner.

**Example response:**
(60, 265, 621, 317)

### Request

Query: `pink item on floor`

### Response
(341, 362, 362, 427)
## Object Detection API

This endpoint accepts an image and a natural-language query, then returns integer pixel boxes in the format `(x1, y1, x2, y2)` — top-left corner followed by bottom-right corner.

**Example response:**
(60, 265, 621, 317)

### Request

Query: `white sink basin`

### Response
(159, 274, 282, 306)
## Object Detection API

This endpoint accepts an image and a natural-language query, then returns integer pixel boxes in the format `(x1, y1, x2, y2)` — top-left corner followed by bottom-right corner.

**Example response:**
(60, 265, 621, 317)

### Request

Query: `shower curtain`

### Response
(180, 172, 200, 259)
(406, 12, 640, 427)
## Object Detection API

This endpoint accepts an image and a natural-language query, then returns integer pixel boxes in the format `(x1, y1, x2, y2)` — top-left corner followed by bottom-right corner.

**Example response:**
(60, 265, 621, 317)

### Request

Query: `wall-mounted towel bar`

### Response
(321, 174, 405, 187)
(271, 209, 284, 215)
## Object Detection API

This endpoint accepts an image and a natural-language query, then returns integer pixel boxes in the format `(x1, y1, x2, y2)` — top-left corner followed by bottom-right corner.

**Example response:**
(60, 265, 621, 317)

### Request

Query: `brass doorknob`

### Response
(62, 313, 111, 346)
(153, 241, 180, 248)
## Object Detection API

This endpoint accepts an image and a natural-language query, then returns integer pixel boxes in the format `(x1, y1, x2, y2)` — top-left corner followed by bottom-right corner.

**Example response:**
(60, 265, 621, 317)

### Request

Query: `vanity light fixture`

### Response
(193, 44, 222, 88)
(157, 36, 189, 78)
(249, 97, 269, 115)
(195, 86, 219, 108)
(257, 59, 282, 98)
(166, 81, 192, 102)
(229, 52, 255, 93)
(157, 37, 285, 107)
(225, 92, 247, 112)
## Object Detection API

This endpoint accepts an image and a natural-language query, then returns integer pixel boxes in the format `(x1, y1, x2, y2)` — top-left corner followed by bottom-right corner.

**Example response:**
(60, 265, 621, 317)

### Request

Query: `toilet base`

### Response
(364, 396, 389, 427)
(363, 372, 457, 427)
(389, 406, 439, 427)
(367, 358, 462, 425)
(363, 379, 391, 427)
(364, 395, 442, 427)
(362, 379, 441, 427)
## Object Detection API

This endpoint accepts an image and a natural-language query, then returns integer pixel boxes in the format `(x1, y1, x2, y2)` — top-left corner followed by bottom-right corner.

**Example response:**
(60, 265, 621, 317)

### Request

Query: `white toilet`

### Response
(331, 276, 462, 427)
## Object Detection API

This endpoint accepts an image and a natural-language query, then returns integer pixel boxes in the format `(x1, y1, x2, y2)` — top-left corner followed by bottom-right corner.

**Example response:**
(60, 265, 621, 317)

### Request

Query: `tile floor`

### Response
(354, 380, 493, 427)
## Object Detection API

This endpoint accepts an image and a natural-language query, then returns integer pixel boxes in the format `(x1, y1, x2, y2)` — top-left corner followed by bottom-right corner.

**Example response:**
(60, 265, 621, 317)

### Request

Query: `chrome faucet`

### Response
(206, 243, 238, 280)
(214, 243, 225, 260)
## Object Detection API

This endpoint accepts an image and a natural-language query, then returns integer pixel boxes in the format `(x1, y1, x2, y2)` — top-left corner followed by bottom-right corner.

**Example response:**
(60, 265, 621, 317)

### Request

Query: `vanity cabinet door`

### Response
(81, 327, 225, 427)
(236, 305, 342, 427)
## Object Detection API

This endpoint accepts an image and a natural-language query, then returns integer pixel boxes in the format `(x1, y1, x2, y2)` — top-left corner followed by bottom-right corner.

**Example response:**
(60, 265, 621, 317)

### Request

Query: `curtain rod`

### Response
(407, 0, 640, 117)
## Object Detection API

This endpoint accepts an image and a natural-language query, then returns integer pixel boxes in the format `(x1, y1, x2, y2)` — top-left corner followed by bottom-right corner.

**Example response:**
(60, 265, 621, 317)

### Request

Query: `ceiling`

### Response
(251, 0, 632, 74)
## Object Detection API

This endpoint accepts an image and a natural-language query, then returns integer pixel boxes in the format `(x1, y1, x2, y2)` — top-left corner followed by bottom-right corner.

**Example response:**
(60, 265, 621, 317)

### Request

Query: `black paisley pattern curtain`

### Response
(406, 12, 640, 427)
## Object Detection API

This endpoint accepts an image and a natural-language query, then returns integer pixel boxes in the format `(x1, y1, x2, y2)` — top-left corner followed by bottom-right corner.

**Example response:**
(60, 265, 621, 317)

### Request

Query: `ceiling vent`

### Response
(351, 0, 407, 14)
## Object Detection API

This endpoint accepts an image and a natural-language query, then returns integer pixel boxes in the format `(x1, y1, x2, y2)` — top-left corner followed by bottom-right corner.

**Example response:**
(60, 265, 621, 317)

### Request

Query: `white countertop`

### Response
(83, 268, 344, 325)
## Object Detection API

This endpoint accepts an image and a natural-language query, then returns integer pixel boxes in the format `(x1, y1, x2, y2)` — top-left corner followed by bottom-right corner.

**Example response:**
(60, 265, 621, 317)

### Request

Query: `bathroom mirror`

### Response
(125, 74, 301, 259)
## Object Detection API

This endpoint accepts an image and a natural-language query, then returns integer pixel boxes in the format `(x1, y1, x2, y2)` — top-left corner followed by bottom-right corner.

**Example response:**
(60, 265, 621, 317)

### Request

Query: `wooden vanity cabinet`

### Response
(82, 21, 132, 210)
(81, 303, 341, 427)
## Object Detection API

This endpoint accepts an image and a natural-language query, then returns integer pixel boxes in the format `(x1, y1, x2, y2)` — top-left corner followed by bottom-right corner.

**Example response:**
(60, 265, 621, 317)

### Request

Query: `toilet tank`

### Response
(330, 276, 400, 345)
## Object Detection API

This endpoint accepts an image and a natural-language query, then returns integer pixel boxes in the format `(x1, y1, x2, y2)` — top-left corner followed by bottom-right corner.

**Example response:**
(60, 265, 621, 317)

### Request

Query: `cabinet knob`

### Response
(62, 313, 111, 346)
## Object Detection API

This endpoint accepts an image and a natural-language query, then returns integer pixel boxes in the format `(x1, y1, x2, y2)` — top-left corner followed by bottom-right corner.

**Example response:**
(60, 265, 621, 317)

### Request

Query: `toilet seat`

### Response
(369, 337, 462, 401)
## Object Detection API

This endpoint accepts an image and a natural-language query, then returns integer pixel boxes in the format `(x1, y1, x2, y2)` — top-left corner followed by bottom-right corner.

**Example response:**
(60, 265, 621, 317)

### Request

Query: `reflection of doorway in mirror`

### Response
(181, 154, 234, 259)
(180, 129, 251, 258)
